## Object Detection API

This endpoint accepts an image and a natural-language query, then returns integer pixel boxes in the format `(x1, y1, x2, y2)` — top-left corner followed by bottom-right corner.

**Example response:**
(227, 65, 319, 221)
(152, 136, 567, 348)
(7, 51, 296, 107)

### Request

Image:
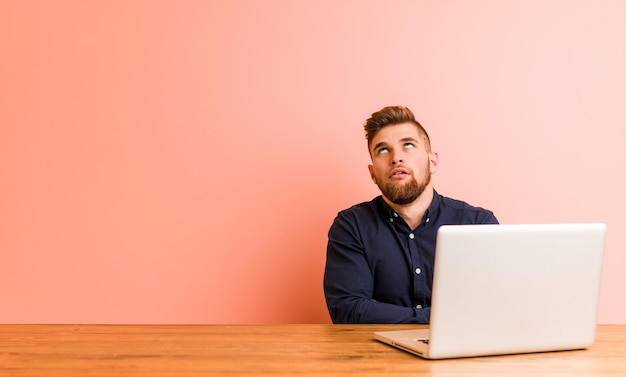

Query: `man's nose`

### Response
(391, 152, 404, 164)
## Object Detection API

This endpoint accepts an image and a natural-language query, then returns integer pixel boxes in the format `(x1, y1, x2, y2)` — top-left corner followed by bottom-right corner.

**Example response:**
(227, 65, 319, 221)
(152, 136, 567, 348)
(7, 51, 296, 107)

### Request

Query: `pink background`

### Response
(1, 1, 624, 324)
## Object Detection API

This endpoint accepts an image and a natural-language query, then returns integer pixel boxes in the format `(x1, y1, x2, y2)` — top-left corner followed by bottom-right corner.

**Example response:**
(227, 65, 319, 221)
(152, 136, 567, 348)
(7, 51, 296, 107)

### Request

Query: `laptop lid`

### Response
(376, 223, 607, 359)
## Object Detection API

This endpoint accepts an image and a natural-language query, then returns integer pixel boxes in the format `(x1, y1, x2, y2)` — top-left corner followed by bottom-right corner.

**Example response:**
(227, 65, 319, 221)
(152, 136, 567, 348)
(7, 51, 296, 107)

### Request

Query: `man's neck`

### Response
(383, 187, 435, 230)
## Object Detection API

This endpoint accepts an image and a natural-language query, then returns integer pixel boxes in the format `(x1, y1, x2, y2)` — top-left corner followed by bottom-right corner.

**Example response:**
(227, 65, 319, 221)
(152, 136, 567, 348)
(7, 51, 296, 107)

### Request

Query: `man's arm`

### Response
(323, 213, 429, 324)
(479, 211, 499, 225)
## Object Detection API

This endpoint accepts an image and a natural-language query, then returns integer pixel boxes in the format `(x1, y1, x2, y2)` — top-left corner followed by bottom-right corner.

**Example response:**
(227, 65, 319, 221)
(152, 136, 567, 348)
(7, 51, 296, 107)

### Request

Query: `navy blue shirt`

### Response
(323, 190, 498, 324)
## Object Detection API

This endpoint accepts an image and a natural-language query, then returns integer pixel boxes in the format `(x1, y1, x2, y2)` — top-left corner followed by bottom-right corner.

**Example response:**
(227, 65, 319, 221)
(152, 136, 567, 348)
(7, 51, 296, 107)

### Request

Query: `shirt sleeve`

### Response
(323, 211, 429, 324)
(479, 211, 499, 224)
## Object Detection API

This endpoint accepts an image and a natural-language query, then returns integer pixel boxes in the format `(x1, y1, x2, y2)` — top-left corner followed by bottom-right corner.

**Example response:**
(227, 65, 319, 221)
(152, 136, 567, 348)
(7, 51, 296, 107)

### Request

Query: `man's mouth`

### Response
(389, 168, 410, 178)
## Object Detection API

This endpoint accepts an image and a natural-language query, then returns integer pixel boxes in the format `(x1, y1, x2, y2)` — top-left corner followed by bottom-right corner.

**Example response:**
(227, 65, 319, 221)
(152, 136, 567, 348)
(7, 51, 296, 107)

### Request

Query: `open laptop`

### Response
(374, 223, 607, 359)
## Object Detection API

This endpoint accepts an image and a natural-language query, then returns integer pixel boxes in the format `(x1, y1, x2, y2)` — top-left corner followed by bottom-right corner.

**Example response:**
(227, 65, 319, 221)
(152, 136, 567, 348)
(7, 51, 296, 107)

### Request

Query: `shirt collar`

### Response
(422, 190, 441, 226)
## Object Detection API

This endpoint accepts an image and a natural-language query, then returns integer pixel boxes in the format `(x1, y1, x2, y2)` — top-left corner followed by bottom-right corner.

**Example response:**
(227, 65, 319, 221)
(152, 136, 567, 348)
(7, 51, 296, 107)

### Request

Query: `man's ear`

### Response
(368, 164, 377, 183)
(429, 152, 439, 173)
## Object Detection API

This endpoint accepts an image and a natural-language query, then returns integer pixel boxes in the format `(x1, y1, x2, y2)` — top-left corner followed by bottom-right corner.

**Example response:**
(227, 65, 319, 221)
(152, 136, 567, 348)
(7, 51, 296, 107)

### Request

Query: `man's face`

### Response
(368, 123, 438, 205)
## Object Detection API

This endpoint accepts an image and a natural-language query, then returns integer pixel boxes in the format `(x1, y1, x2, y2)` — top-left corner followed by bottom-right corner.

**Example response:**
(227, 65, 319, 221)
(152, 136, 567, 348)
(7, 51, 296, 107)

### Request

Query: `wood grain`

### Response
(1, 324, 624, 376)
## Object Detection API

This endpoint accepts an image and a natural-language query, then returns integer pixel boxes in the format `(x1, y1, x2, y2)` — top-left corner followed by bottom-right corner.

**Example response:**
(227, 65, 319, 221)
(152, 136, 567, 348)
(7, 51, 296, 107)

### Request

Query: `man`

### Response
(323, 106, 498, 324)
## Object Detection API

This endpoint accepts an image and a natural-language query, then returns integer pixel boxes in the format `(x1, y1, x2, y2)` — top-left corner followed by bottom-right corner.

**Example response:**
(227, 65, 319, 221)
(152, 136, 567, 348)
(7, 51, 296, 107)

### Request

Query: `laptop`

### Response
(374, 223, 607, 359)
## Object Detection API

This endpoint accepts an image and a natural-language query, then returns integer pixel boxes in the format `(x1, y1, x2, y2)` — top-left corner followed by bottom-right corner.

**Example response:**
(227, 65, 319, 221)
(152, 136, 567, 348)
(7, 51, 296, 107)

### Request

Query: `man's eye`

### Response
(404, 143, 415, 149)
(377, 148, 389, 154)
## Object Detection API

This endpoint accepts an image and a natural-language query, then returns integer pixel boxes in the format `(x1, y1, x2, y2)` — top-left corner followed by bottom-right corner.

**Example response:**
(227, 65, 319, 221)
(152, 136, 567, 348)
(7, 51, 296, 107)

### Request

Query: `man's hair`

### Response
(364, 106, 431, 149)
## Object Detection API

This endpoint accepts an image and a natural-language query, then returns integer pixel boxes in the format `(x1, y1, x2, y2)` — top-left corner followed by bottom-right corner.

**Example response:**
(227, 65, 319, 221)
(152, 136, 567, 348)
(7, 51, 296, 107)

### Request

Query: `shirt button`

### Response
(416, 305, 423, 309)
(389, 218, 394, 223)
(415, 268, 421, 275)
(393, 212, 399, 218)
(409, 233, 415, 239)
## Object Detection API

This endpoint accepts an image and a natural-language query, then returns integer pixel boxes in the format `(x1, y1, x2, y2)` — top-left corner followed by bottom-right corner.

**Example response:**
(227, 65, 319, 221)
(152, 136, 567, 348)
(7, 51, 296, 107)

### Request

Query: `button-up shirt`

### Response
(323, 191, 498, 324)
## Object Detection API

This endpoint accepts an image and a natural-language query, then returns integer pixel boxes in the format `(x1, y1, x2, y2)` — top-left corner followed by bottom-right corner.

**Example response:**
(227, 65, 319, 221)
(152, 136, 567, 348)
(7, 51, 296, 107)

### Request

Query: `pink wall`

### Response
(1, 1, 625, 324)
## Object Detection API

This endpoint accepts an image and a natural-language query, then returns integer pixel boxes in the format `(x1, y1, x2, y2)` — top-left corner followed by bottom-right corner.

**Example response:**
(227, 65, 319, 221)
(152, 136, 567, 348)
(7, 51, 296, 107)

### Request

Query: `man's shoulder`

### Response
(329, 197, 385, 235)
(338, 196, 382, 216)
(437, 194, 487, 211)
(435, 192, 497, 221)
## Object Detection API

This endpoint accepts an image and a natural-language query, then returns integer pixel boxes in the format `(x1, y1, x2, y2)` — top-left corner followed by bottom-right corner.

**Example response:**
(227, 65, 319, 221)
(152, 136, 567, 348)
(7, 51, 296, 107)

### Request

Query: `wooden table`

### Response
(1, 324, 625, 376)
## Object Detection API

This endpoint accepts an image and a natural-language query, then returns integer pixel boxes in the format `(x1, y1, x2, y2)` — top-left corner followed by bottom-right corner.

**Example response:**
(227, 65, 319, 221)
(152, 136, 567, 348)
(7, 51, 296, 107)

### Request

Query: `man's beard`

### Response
(377, 170, 431, 205)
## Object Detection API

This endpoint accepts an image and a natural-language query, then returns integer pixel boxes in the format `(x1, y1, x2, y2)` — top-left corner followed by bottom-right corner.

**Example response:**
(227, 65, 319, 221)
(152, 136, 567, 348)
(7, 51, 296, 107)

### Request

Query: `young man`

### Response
(323, 106, 498, 324)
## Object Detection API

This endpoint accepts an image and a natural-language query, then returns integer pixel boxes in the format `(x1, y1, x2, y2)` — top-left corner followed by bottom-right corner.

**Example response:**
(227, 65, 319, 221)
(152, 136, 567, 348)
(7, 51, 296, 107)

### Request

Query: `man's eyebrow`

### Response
(372, 141, 388, 151)
(400, 137, 420, 143)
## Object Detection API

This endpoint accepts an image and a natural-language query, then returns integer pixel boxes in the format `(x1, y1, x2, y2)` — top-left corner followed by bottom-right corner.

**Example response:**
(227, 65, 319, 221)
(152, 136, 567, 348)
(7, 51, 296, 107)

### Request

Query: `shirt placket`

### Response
(408, 231, 427, 309)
